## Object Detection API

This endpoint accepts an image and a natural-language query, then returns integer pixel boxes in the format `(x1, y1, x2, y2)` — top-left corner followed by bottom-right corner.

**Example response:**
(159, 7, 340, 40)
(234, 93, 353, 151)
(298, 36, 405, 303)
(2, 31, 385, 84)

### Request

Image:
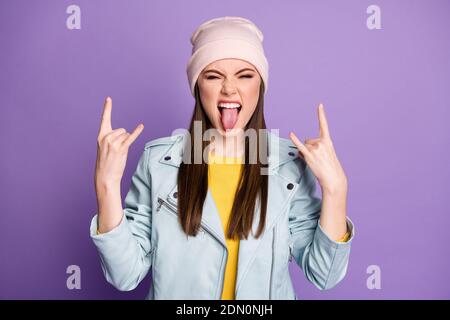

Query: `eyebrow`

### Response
(203, 68, 256, 76)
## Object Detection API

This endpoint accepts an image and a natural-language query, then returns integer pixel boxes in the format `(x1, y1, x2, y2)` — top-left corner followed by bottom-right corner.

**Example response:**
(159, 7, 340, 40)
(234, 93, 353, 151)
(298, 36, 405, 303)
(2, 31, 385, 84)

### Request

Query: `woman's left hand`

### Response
(289, 103, 348, 196)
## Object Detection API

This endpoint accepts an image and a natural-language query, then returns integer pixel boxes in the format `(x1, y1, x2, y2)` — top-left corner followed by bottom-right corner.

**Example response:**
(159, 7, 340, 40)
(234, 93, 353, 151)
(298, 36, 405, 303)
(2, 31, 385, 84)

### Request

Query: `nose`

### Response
(221, 78, 237, 95)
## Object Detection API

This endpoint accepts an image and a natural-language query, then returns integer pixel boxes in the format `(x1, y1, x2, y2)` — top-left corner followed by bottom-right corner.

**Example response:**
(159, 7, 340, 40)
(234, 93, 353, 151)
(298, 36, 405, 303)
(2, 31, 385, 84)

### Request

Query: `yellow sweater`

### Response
(207, 150, 244, 300)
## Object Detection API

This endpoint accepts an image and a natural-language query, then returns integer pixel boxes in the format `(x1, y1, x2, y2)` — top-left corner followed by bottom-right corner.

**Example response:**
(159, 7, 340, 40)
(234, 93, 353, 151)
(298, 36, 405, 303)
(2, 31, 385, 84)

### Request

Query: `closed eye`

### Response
(206, 75, 254, 80)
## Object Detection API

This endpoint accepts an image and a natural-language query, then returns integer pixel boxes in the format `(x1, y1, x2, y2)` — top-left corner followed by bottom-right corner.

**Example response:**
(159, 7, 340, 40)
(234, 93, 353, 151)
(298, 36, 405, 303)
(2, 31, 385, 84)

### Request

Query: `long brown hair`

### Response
(177, 79, 268, 240)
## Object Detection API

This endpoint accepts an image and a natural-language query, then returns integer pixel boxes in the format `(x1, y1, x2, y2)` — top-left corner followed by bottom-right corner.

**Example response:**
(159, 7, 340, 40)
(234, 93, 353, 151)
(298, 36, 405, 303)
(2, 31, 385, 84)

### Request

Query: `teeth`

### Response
(218, 102, 241, 109)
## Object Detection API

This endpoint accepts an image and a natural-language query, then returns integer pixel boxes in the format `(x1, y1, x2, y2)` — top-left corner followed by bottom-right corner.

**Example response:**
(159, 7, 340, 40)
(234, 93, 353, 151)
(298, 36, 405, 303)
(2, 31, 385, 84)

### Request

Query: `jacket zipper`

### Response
(156, 197, 229, 242)
(156, 196, 228, 299)
(289, 244, 293, 262)
(156, 197, 208, 234)
(269, 226, 276, 299)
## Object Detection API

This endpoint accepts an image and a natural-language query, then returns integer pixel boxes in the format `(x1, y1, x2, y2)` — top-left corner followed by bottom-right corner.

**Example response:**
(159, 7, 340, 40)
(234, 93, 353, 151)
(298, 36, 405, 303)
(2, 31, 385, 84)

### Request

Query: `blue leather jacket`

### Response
(89, 131, 355, 299)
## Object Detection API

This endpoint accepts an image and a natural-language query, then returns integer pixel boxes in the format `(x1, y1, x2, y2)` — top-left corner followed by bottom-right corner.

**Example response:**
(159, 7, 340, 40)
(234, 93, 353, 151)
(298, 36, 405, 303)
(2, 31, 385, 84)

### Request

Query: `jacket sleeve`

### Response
(288, 161, 355, 290)
(89, 147, 153, 291)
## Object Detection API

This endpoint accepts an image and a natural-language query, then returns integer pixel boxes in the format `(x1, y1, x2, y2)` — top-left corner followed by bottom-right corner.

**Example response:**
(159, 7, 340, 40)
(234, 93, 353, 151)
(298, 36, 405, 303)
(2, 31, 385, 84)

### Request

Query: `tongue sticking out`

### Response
(220, 108, 239, 130)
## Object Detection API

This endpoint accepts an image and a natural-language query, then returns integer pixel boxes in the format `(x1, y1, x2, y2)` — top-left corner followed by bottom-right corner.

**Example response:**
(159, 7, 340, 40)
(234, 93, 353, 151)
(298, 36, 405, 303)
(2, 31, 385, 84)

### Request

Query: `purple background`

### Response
(1, 0, 449, 299)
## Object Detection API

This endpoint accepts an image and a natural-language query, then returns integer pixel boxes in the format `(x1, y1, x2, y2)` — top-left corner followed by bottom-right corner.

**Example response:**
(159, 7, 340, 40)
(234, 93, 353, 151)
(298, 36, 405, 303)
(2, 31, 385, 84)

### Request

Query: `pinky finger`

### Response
(123, 123, 144, 147)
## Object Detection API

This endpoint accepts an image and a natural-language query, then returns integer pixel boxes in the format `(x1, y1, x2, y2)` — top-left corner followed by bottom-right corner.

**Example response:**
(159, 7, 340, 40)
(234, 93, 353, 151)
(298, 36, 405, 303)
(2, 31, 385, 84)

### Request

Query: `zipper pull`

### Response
(156, 198, 163, 212)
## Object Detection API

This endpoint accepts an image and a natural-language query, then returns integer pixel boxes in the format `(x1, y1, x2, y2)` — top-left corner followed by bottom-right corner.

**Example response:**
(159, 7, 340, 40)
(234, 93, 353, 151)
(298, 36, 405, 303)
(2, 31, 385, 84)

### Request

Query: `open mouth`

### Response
(217, 105, 242, 113)
(217, 103, 242, 130)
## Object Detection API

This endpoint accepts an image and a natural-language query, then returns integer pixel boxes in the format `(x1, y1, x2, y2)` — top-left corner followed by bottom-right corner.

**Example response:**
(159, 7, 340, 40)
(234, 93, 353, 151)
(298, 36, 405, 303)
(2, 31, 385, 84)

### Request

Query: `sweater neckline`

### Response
(208, 150, 244, 164)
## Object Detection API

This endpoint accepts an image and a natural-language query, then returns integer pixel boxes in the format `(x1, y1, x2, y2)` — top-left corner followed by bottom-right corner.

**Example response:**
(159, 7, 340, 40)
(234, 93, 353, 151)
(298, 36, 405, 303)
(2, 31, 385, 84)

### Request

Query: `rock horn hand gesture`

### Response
(289, 103, 348, 196)
(95, 97, 144, 187)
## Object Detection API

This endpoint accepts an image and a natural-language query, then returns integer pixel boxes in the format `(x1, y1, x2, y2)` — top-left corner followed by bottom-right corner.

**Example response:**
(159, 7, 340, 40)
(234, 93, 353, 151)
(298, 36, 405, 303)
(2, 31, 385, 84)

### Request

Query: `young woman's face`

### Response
(197, 58, 261, 135)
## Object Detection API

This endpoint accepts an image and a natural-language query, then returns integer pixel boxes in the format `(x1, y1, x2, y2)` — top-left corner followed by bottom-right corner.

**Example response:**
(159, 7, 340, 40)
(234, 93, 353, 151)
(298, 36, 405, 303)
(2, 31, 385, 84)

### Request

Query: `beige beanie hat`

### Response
(186, 16, 269, 97)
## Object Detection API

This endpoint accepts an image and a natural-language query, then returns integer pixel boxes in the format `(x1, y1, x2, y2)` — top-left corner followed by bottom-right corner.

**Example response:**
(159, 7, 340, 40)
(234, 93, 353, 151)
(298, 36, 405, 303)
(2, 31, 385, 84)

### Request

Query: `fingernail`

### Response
(106, 96, 111, 102)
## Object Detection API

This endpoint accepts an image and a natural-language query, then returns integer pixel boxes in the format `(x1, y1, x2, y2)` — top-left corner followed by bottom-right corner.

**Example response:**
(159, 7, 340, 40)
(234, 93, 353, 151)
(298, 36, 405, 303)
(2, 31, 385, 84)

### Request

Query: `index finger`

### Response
(99, 97, 113, 135)
(318, 103, 331, 139)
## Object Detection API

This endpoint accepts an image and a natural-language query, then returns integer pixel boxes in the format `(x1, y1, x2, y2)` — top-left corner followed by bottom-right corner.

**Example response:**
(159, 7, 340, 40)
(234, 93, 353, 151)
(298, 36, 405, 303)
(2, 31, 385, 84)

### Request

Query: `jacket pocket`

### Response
(269, 224, 277, 299)
(151, 244, 158, 290)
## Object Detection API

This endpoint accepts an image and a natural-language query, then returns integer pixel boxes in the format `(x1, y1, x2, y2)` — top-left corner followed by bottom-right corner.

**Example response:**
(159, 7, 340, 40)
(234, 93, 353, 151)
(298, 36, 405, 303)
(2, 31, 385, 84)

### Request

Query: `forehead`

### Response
(202, 58, 256, 73)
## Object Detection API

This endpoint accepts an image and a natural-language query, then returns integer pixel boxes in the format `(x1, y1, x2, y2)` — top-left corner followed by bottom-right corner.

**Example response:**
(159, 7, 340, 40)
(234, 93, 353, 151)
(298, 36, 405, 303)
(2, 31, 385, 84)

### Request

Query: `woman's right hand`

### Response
(95, 97, 144, 188)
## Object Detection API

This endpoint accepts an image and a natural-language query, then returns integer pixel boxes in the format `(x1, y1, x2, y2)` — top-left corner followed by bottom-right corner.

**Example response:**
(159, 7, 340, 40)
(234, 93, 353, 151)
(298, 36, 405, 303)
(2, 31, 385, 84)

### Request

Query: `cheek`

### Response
(199, 92, 217, 115)
(243, 103, 258, 119)
(242, 86, 260, 114)
(202, 102, 218, 122)
(251, 81, 261, 97)
(243, 80, 260, 101)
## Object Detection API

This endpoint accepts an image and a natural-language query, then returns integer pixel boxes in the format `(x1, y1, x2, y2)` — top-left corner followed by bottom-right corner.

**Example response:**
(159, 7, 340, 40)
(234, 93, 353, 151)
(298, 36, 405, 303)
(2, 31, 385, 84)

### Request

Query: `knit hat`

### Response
(186, 16, 269, 97)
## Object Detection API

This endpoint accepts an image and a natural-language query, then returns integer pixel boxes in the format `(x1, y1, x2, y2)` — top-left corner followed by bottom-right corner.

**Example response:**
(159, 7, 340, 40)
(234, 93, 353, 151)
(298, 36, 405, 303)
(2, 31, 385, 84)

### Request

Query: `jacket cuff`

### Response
(90, 213, 127, 237)
(89, 213, 135, 260)
(316, 216, 355, 248)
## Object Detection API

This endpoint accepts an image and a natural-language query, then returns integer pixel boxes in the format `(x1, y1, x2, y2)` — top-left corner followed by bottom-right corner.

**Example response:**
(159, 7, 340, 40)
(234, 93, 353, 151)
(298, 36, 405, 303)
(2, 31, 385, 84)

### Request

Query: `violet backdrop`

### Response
(1, 0, 449, 299)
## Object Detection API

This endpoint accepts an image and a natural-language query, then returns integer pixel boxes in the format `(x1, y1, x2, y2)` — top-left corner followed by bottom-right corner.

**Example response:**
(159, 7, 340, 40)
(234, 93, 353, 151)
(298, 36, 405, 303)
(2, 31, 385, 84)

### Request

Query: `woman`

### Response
(91, 16, 355, 300)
